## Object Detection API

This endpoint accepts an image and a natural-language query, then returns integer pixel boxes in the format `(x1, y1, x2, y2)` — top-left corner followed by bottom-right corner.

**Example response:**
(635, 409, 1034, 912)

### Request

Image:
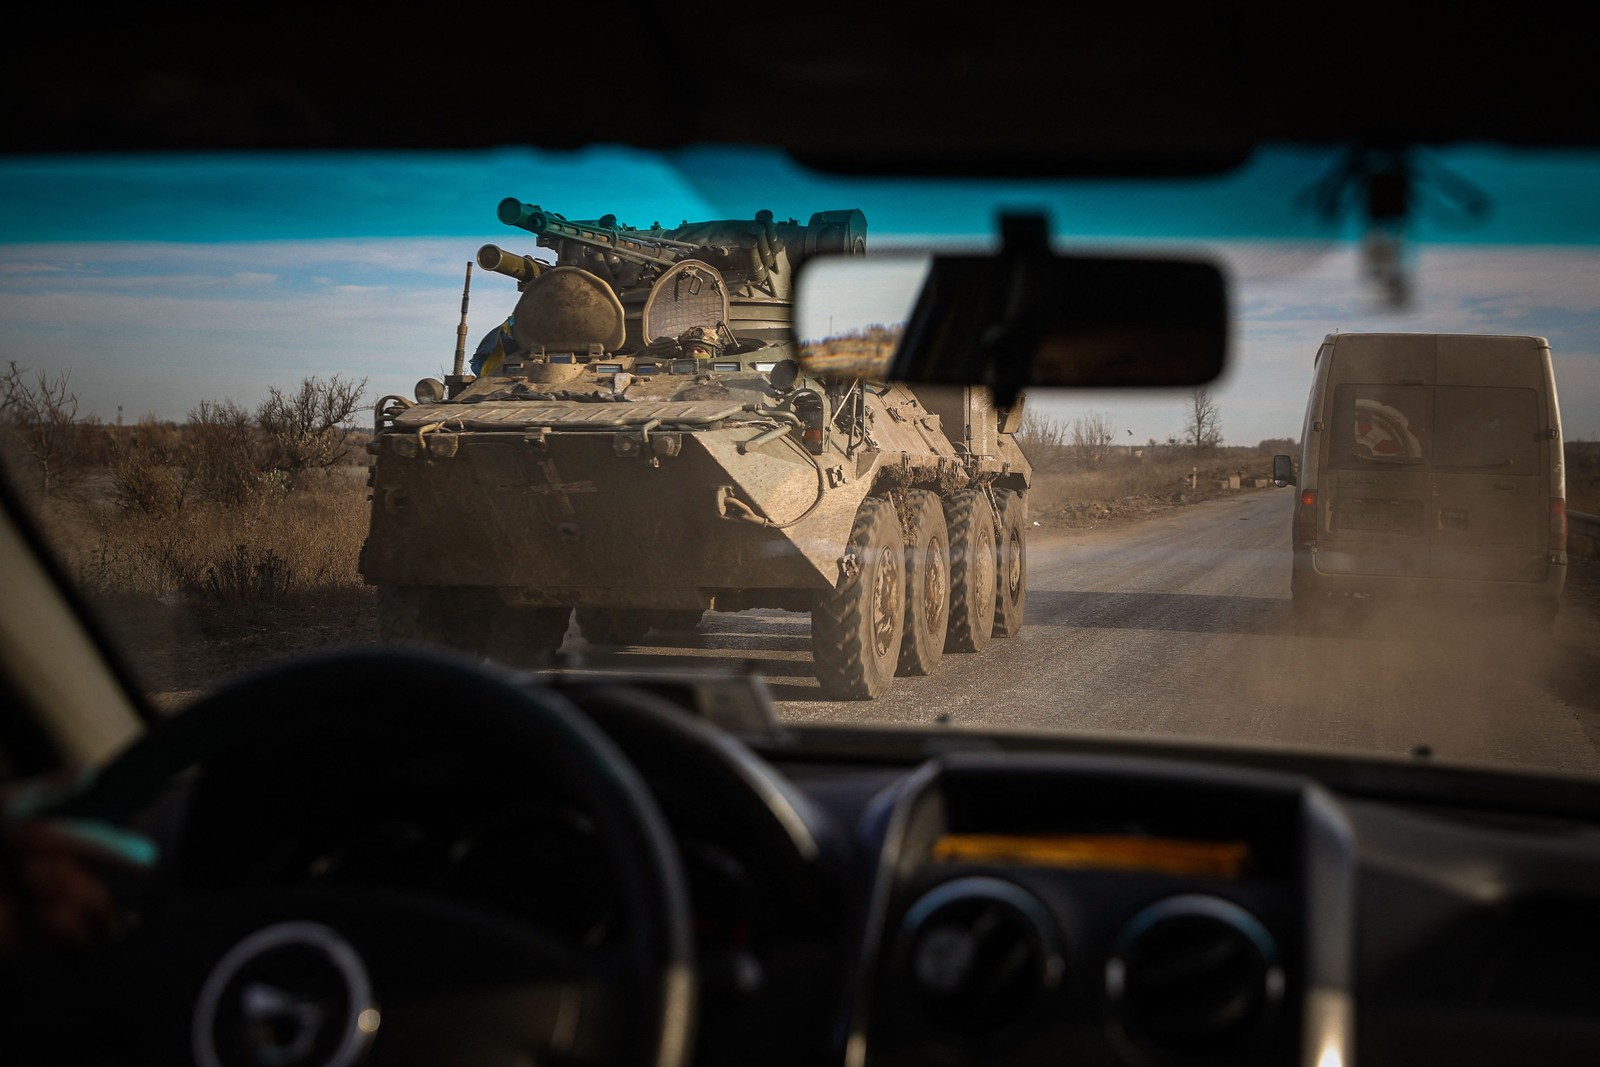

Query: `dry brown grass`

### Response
(44, 466, 370, 602)
(1027, 451, 1278, 527)
(4, 449, 375, 698)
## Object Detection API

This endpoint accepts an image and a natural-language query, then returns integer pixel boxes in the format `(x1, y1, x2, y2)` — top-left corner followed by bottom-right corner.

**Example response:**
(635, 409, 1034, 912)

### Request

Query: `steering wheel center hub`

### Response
(194, 920, 378, 1067)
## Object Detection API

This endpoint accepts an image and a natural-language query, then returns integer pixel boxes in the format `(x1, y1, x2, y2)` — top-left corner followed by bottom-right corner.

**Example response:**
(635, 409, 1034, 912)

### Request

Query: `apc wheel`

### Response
(1288, 565, 1324, 632)
(993, 489, 1027, 638)
(897, 489, 950, 676)
(485, 606, 572, 667)
(944, 490, 997, 653)
(812, 496, 906, 699)
(375, 585, 495, 654)
(576, 608, 653, 646)
(648, 609, 706, 632)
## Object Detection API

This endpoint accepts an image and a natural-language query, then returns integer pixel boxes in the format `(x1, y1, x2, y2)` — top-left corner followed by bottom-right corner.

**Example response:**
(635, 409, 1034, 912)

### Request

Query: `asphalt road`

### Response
(555, 490, 1600, 778)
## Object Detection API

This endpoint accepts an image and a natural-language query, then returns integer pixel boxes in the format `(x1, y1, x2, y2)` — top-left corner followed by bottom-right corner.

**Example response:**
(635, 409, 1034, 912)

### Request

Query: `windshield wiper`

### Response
(1348, 454, 1425, 467)
(1434, 460, 1514, 472)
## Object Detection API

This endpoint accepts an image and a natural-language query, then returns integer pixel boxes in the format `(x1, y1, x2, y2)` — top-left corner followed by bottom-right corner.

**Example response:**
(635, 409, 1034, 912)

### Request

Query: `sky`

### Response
(2, 145, 1599, 445)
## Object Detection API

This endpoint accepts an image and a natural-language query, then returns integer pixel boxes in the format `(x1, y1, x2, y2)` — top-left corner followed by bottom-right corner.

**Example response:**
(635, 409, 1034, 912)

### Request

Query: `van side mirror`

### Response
(1272, 454, 1296, 487)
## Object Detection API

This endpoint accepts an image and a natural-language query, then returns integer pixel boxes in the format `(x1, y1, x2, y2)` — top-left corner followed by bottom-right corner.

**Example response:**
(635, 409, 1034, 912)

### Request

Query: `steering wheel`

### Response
(61, 648, 697, 1067)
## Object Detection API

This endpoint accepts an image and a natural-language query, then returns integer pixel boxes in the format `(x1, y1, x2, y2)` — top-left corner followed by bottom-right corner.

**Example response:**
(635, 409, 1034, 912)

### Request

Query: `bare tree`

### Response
(1014, 410, 1071, 471)
(193, 399, 274, 505)
(0, 361, 91, 496)
(257, 374, 368, 477)
(1182, 387, 1223, 455)
(1069, 411, 1118, 468)
(109, 418, 189, 515)
(109, 401, 270, 513)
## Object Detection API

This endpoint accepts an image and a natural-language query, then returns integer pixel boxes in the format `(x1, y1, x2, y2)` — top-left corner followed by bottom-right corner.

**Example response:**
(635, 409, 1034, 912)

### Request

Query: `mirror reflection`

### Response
(795, 250, 1228, 393)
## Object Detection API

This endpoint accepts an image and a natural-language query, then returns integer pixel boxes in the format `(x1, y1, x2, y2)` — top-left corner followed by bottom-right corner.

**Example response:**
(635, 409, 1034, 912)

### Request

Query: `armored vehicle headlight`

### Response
(414, 378, 445, 403)
(769, 359, 801, 392)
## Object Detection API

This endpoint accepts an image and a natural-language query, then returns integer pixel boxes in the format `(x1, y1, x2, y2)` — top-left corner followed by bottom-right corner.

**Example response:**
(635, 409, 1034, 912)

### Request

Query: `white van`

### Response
(1274, 332, 1567, 619)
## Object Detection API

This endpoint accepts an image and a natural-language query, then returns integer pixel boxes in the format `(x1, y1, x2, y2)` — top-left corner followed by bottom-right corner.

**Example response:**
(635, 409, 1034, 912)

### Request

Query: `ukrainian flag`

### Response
(471, 315, 516, 376)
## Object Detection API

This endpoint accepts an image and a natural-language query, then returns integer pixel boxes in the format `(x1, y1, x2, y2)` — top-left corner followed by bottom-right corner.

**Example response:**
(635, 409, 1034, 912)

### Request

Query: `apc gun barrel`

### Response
(497, 198, 682, 268)
(476, 244, 546, 283)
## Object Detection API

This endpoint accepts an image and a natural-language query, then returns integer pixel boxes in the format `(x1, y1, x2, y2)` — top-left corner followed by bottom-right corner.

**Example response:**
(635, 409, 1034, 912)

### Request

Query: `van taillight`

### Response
(1295, 489, 1318, 542)
(1551, 498, 1567, 553)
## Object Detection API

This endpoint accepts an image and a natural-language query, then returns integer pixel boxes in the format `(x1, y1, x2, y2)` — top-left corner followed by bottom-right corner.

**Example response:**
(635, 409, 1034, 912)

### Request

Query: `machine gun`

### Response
(493, 200, 856, 291)
(497, 199, 702, 270)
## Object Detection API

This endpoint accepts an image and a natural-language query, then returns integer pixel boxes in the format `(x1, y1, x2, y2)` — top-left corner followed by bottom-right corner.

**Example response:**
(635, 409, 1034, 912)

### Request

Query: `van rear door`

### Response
(1315, 333, 1554, 587)
(1316, 334, 1435, 578)
(1428, 335, 1551, 582)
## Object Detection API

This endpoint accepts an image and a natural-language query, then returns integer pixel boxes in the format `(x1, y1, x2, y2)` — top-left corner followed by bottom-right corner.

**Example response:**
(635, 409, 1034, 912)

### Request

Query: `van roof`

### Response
(1315, 332, 1555, 389)
(1319, 331, 1550, 346)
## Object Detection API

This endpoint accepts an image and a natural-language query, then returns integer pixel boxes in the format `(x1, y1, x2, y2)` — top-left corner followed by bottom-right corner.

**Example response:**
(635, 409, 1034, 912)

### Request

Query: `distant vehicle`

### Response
(1274, 332, 1567, 620)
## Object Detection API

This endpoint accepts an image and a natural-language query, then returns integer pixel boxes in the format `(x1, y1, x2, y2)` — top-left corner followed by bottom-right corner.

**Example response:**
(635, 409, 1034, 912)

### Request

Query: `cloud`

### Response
(0, 261, 77, 275)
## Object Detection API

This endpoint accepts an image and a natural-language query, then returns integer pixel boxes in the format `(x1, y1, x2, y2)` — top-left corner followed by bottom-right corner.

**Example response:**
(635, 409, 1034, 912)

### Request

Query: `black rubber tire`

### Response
(993, 489, 1027, 638)
(648, 609, 706, 632)
(1288, 566, 1322, 632)
(575, 607, 653, 645)
(375, 585, 495, 654)
(485, 606, 572, 667)
(944, 490, 997, 653)
(812, 496, 906, 699)
(897, 489, 950, 676)
(374, 585, 426, 642)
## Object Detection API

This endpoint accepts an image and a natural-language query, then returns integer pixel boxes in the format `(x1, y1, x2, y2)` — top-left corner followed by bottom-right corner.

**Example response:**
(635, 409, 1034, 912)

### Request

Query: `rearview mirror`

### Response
(794, 214, 1229, 406)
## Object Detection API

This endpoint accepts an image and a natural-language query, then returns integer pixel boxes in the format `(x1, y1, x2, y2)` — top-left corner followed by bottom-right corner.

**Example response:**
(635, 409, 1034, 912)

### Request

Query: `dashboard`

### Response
(604, 673, 1600, 1067)
(18, 666, 1600, 1067)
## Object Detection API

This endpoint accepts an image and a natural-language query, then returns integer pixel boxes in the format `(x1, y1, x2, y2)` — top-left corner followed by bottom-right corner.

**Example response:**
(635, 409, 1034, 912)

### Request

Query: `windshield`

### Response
(2, 145, 1597, 779)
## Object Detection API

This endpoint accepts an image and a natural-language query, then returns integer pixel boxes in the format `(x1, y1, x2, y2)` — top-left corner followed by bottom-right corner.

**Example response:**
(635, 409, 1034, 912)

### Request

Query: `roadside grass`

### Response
(12, 461, 375, 697)
(1028, 452, 1280, 528)
(32, 466, 370, 603)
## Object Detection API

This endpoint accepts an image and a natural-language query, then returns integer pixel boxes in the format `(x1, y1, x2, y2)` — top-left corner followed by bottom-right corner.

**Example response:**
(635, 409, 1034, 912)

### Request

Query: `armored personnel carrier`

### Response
(359, 200, 1031, 698)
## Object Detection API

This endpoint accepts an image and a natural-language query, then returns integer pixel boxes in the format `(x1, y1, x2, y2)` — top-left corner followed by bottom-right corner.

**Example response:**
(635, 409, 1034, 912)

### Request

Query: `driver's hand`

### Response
(0, 774, 155, 952)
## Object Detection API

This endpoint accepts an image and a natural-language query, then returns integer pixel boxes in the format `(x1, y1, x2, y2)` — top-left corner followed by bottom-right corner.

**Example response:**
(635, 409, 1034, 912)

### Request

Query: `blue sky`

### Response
(2, 145, 1598, 443)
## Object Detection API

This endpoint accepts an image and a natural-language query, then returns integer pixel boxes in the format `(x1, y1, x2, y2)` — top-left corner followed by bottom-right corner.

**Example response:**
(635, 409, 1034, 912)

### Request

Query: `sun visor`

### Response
(512, 266, 627, 354)
(642, 260, 730, 345)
